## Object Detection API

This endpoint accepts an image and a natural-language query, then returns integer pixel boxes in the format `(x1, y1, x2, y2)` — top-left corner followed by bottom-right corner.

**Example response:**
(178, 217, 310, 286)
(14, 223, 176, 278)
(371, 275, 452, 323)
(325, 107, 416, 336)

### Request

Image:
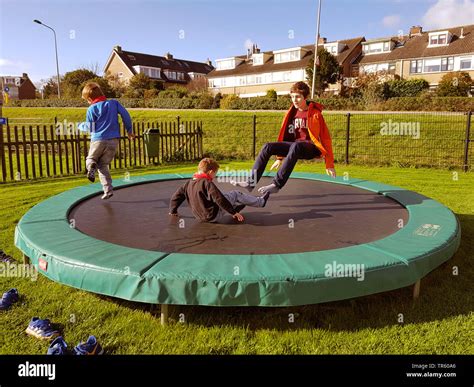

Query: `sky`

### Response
(0, 0, 473, 86)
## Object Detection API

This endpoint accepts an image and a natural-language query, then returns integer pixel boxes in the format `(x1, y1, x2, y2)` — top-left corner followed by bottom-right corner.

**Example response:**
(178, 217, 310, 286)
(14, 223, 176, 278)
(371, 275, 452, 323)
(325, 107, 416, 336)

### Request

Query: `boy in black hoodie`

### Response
(169, 158, 270, 223)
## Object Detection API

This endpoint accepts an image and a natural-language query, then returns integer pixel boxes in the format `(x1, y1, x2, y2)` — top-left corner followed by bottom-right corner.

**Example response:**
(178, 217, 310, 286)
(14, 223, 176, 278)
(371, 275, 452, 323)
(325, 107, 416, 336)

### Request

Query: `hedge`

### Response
(7, 95, 474, 111)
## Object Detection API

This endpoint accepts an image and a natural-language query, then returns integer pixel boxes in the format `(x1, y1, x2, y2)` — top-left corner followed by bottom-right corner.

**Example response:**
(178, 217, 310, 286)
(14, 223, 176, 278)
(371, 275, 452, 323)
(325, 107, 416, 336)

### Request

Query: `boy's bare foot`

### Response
(258, 183, 279, 194)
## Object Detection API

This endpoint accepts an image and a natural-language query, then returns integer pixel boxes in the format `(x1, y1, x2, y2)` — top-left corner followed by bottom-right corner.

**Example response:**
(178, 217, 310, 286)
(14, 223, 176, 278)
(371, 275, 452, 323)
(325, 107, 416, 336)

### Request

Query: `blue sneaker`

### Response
(73, 335, 104, 355)
(0, 288, 19, 310)
(25, 317, 60, 341)
(47, 336, 68, 355)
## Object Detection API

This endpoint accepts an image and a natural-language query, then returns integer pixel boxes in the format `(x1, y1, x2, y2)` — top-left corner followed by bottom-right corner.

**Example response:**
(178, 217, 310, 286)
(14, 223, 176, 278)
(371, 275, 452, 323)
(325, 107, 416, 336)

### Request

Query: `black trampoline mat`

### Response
(68, 177, 409, 255)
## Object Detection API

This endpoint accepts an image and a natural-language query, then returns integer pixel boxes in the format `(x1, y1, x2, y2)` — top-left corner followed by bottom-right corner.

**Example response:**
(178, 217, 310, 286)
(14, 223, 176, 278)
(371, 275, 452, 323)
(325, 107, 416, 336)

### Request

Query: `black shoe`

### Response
(87, 164, 97, 183)
(261, 191, 271, 207)
(234, 204, 246, 213)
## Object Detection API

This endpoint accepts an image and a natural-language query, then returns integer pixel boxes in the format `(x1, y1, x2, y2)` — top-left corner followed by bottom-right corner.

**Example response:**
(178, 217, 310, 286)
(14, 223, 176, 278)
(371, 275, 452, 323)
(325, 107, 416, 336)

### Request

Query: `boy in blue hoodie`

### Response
(80, 82, 135, 199)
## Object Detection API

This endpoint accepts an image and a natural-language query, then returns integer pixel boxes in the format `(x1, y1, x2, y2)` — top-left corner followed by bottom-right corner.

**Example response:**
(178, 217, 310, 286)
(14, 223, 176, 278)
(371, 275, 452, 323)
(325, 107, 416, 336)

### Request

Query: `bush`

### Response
(384, 79, 430, 98)
(158, 86, 188, 99)
(220, 94, 241, 110)
(436, 72, 473, 97)
(143, 89, 160, 99)
(266, 89, 278, 101)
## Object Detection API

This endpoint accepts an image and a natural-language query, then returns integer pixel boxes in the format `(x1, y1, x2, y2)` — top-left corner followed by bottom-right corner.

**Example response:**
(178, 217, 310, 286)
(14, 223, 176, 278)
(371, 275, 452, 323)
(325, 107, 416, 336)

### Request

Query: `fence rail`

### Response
(0, 120, 203, 182)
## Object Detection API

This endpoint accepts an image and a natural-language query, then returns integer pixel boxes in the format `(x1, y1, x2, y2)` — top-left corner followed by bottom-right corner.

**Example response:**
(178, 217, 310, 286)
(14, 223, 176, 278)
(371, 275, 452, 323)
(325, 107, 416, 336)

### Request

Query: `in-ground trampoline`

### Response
(15, 172, 460, 321)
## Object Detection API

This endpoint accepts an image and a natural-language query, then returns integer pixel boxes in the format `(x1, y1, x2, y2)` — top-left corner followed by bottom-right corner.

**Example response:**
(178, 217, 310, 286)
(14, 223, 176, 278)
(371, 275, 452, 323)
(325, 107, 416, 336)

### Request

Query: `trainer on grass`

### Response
(231, 81, 336, 194)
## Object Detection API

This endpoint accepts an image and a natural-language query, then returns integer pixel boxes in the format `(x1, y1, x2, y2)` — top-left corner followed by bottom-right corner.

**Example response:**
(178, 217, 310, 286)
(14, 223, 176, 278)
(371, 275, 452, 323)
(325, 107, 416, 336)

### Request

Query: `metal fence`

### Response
(0, 119, 203, 182)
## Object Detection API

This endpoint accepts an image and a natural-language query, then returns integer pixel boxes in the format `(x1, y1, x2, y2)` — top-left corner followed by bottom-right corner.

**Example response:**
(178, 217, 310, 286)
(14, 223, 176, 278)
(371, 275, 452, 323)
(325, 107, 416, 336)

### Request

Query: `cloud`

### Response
(0, 58, 31, 72)
(382, 14, 401, 28)
(422, 0, 474, 29)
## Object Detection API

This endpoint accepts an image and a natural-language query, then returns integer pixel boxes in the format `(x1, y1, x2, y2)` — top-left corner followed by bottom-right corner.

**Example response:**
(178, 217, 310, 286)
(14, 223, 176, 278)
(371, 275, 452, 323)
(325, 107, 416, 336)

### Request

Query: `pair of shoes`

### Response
(87, 163, 97, 183)
(101, 192, 113, 200)
(0, 288, 19, 310)
(25, 317, 60, 341)
(47, 335, 104, 355)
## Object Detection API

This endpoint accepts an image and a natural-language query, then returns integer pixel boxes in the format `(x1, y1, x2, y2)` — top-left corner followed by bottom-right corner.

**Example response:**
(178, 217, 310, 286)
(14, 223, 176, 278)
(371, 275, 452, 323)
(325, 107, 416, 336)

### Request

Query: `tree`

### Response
(81, 77, 115, 98)
(186, 77, 208, 93)
(436, 72, 473, 97)
(62, 69, 98, 98)
(123, 73, 163, 98)
(306, 47, 341, 97)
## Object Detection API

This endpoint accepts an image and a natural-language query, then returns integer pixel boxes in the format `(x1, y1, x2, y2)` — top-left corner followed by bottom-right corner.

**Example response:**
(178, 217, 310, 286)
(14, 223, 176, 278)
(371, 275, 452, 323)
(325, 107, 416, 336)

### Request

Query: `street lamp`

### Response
(34, 19, 61, 98)
(311, 0, 322, 99)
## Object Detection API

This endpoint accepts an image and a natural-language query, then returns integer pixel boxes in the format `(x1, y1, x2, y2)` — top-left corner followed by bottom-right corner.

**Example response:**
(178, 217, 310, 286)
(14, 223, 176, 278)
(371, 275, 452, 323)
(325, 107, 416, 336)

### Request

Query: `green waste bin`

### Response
(143, 128, 160, 158)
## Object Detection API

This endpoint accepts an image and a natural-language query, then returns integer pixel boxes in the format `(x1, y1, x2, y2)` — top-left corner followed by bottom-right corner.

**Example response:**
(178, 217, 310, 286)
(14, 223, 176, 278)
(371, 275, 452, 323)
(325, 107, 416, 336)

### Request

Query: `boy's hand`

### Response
(127, 132, 136, 140)
(326, 168, 337, 178)
(233, 212, 244, 222)
(270, 159, 282, 170)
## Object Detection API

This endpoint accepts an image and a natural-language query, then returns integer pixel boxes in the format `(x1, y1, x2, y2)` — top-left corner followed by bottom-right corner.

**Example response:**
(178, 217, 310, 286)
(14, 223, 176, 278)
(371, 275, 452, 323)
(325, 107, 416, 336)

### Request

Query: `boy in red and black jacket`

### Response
(231, 81, 336, 194)
(169, 158, 270, 223)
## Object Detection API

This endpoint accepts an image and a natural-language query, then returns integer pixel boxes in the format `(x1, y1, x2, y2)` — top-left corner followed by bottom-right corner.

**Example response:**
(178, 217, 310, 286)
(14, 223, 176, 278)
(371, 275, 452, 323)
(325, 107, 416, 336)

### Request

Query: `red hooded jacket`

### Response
(276, 101, 335, 169)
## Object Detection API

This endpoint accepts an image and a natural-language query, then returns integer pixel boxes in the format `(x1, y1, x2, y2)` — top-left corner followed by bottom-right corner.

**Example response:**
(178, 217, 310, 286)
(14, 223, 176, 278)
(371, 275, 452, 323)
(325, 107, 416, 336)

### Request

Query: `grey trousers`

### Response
(86, 139, 119, 194)
(212, 190, 264, 223)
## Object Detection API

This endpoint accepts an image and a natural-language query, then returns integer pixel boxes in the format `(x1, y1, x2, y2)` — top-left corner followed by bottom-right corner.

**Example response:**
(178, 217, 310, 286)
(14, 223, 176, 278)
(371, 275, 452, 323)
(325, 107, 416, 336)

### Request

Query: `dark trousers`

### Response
(251, 141, 321, 188)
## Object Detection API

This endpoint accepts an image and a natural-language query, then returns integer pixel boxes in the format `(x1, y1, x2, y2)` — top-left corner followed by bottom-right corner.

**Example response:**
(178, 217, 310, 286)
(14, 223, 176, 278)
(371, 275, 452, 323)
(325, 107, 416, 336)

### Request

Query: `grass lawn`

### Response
(0, 161, 473, 354)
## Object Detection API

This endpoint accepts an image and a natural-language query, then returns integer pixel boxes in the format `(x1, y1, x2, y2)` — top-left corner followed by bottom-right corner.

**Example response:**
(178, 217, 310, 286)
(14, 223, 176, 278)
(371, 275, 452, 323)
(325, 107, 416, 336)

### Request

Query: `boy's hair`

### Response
(82, 82, 105, 100)
(198, 158, 219, 173)
(290, 81, 310, 98)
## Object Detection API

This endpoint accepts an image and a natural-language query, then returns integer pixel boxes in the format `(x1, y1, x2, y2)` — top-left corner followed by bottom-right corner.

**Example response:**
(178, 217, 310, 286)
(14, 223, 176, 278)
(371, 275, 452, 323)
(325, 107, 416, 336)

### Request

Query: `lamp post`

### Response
(34, 19, 61, 98)
(311, 0, 322, 99)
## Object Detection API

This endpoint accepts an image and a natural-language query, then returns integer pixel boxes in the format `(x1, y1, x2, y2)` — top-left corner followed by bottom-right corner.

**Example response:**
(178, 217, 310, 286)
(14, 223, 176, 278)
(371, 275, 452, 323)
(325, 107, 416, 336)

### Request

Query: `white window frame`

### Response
(460, 57, 473, 70)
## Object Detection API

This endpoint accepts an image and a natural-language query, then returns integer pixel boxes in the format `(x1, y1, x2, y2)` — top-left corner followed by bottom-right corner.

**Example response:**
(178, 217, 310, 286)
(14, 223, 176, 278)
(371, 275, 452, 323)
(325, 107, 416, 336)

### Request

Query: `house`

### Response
(207, 37, 364, 97)
(103, 46, 214, 88)
(356, 24, 474, 89)
(0, 73, 36, 100)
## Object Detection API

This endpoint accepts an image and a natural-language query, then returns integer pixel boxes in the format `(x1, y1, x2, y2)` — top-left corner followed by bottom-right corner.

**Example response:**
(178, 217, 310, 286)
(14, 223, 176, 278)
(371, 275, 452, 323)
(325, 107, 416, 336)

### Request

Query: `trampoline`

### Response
(15, 172, 460, 311)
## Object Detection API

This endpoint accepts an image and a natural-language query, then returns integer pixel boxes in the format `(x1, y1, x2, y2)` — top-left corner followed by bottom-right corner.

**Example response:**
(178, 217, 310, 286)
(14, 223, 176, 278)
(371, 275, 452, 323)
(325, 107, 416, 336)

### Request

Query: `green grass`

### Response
(0, 161, 473, 354)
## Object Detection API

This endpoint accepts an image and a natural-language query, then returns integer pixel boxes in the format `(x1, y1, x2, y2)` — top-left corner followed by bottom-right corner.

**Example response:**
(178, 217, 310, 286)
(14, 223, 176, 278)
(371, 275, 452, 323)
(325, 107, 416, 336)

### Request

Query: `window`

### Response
(410, 60, 423, 74)
(440, 57, 454, 71)
(216, 59, 235, 70)
(177, 72, 185, 80)
(246, 75, 255, 84)
(383, 42, 390, 51)
(253, 55, 263, 65)
(282, 71, 291, 81)
(239, 76, 246, 85)
(274, 50, 300, 63)
(117, 72, 124, 78)
(363, 42, 390, 54)
(460, 57, 472, 70)
(388, 63, 396, 74)
(255, 75, 263, 84)
(429, 33, 448, 46)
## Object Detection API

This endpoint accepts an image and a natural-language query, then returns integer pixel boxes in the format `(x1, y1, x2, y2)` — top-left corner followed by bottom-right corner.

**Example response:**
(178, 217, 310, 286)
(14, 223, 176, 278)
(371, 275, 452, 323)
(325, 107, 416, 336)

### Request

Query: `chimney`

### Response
(409, 26, 423, 36)
(318, 37, 327, 45)
(114, 45, 122, 53)
(22, 73, 28, 78)
(165, 52, 173, 60)
(460, 27, 465, 38)
(247, 48, 251, 59)
(206, 58, 212, 66)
